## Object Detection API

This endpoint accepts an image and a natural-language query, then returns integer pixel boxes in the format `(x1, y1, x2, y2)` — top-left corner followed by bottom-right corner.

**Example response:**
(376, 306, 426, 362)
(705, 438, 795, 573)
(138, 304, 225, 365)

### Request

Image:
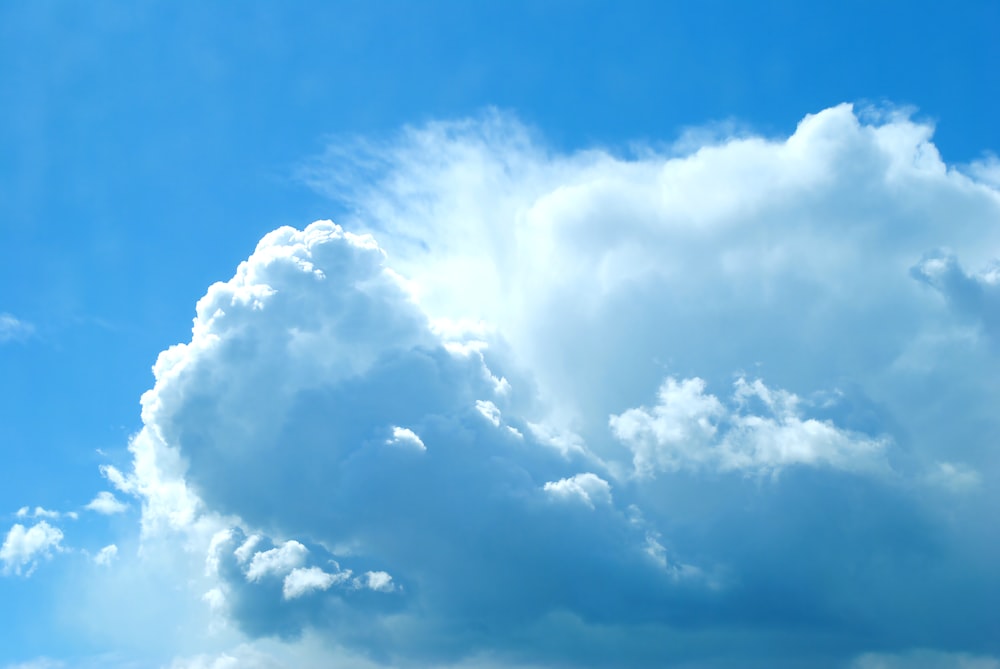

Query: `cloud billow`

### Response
(110, 105, 1000, 667)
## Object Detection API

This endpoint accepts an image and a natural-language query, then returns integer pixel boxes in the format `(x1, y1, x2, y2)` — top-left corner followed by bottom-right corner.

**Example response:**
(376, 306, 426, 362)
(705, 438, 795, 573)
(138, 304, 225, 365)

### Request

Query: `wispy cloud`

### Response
(0, 313, 33, 343)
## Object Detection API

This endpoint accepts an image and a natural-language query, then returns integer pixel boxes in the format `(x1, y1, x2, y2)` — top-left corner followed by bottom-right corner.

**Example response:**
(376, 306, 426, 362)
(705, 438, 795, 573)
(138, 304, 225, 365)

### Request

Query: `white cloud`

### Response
(385, 425, 425, 451)
(1, 521, 64, 576)
(94, 544, 118, 566)
(0, 313, 33, 343)
(100, 105, 1000, 667)
(475, 399, 501, 427)
(84, 491, 128, 515)
(543, 473, 612, 509)
(282, 566, 350, 599)
(360, 570, 394, 593)
(610, 376, 890, 476)
(28, 507, 60, 519)
(966, 153, 1000, 189)
(109, 218, 680, 663)
(233, 534, 262, 565)
(245, 541, 308, 583)
(14, 506, 75, 521)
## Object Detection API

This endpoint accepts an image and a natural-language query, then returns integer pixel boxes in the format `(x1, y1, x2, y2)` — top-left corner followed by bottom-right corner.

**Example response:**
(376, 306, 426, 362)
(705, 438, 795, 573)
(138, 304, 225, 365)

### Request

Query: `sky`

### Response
(1, 2, 999, 668)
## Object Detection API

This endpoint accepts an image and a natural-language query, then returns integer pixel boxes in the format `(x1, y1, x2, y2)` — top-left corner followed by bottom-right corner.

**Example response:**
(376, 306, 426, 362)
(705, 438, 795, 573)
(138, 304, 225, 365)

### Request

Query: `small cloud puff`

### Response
(93, 544, 118, 566)
(282, 566, 350, 600)
(385, 426, 425, 451)
(359, 570, 394, 593)
(84, 491, 128, 515)
(543, 473, 612, 509)
(611, 376, 889, 477)
(245, 541, 308, 583)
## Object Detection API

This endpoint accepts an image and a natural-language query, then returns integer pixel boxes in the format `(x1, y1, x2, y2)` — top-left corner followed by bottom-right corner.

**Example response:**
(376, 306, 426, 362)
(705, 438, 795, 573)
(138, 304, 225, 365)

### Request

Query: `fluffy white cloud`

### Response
(610, 376, 889, 476)
(245, 541, 308, 583)
(282, 566, 349, 600)
(110, 218, 689, 664)
(99, 105, 1000, 668)
(1, 522, 64, 576)
(84, 492, 128, 515)
(385, 426, 425, 451)
(543, 473, 612, 509)
(359, 570, 394, 593)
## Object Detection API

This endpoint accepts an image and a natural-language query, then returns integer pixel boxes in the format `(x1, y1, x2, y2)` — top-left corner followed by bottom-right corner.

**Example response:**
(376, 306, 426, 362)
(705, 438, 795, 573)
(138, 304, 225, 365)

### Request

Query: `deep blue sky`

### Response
(1, 2, 999, 667)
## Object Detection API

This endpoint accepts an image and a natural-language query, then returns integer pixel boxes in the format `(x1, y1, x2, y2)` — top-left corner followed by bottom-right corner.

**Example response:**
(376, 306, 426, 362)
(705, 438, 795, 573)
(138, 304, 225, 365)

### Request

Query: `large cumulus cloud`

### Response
(106, 104, 1000, 667)
(110, 222, 713, 667)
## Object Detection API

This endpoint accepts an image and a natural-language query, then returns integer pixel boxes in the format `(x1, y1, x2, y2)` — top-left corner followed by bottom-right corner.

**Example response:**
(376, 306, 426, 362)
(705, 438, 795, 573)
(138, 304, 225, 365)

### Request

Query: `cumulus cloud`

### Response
(103, 105, 1000, 668)
(1, 522, 64, 576)
(359, 570, 394, 593)
(245, 541, 308, 583)
(111, 219, 699, 663)
(610, 376, 890, 476)
(84, 492, 128, 515)
(543, 473, 612, 509)
(385, 426, 425, 451)
(282, 566, 349, 600)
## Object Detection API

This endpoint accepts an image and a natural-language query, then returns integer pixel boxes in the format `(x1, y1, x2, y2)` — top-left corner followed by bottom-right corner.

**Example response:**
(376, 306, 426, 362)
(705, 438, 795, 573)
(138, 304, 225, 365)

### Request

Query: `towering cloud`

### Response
(106, 105, 1000, 667)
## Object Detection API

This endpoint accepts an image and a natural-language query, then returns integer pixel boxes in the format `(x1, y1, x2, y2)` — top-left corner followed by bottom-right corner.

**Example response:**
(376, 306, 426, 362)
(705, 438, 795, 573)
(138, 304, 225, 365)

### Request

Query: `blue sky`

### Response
(2, 2, 999, 668)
